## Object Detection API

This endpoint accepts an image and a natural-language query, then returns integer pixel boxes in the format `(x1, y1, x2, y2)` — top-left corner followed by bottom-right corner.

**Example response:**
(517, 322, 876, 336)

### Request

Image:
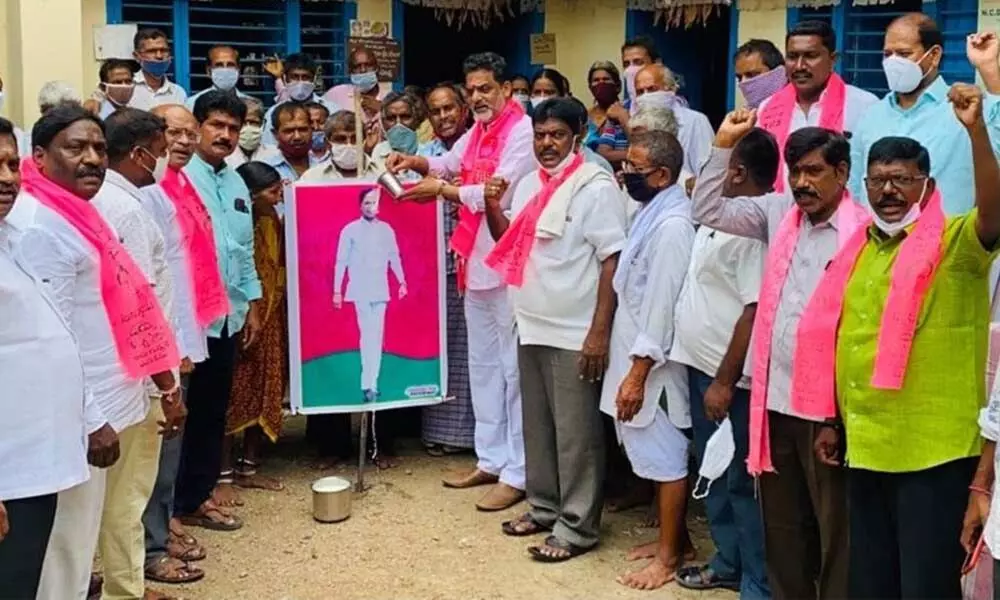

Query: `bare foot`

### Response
(373, 455, 399, 469)
(235, 472, 285, 491)
(626, 541, 658, 561)
(616, 555, 678, 591)
(168, 518, 195, 544)
(606, 486, 653, 513)
(640, 501, 659, 528)
(212, 482, 244, 507)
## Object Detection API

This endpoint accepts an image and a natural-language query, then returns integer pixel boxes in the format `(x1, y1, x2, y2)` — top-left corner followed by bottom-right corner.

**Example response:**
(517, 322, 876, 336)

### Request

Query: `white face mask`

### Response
(330, 143, 359, 171)
(536, 139, 579, 176)
(635, 90, 677, 111)
(882, 49, 933, 94)
(211, 67, 239, 91)
(153, 155, 170, 182)
(692, 418, 735, 500)
(530, 95, 547, 108)
(871, 178, 926, 237)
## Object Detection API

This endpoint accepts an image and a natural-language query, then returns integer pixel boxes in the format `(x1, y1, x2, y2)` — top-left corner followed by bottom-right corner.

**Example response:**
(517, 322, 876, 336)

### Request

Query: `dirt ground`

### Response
(159, 417, 737, 600)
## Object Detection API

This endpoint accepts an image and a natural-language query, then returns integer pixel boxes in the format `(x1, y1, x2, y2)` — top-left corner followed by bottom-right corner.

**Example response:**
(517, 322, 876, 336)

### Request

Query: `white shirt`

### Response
(139, 181, 209, 363)
(508, 169, 628, 351)
(225, 143, 277, 170)
(334, 218, 406, 303)
(426, 114, 536, 291)
(980, 374, 1000, 554)
(14, 126, 30, 157)
(670, 226, 765, 388)
(0, 222, 92, 501)
(129, 71, 188, 110)
(7, 190, 148, 433)
(674, 105, 715, 176)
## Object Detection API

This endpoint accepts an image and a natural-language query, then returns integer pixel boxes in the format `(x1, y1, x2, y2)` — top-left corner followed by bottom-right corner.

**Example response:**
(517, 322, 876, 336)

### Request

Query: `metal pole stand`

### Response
(356, 411, 368, 493)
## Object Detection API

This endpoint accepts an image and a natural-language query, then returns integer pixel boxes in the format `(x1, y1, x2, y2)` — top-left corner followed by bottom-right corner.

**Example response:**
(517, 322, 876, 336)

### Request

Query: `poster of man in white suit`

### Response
(333, 188, 408, 402)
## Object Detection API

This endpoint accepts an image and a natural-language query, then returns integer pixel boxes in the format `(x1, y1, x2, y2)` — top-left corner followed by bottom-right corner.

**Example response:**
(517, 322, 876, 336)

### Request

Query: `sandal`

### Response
(528, 535, 594, 563)
(675, 564, 741, 591)
(501, 512, 550, 537)
(167, 521, 199, 548)
(144, 556, 205, 584)
(424, 443, 445, 457)
(177, 500, 243, 531)
(234, 459, 285, 491)
(167, 532, 206, 561)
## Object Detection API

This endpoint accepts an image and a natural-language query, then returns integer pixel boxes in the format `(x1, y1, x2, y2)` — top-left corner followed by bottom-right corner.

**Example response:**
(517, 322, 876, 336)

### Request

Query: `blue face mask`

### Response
(350, 70, 379, 93)
(141, 58, 171, 78)
(386, 123, 418, 154)
(311, 130, 327, 152)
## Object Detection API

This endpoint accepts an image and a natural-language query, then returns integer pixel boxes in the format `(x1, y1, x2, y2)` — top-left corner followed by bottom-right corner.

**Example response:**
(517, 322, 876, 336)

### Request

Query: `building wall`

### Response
(543, 0, 627, 96)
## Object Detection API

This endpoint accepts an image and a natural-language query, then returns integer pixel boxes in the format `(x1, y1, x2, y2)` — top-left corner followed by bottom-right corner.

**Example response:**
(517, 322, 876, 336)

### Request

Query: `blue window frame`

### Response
(108, 0, 354, 106)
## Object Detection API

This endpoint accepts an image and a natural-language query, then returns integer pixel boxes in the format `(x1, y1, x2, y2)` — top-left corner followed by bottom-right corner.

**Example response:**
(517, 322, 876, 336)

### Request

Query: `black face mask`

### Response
(623, 172, 660, 203)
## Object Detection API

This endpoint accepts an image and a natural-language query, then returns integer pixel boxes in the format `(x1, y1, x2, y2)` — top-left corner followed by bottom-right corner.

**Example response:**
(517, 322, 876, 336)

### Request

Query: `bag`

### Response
(962, 535, 994, 600)
(692, 418, 735, 500)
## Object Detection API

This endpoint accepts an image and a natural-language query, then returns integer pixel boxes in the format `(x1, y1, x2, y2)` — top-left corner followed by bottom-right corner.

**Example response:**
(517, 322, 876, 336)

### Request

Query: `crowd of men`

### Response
(3, 12, 1000, 600)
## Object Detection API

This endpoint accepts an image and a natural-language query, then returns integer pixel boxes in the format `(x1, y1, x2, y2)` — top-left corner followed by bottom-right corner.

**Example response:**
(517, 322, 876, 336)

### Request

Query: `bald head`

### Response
(884, 13, 942, 90)
(634, 63, 678, 98)
(153, 104, 199, 169)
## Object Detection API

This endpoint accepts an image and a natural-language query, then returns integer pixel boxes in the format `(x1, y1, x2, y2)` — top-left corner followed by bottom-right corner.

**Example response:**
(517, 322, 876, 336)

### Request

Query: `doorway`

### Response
(402, 6, 541, 88)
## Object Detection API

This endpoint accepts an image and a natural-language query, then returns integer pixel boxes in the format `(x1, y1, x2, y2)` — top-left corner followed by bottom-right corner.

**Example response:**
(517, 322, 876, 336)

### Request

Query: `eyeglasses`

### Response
(864, 175, 927, 190)
(621, 161, 658, 176)
(166, 128, 200, 143)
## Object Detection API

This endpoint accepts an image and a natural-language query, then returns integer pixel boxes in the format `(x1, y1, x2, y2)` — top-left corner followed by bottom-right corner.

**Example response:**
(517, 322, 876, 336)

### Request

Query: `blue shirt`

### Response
(185, 87, 251, 111)
(849, 76, 1000, 215)
(184, 154, 262, 338)
(261, 150, 324, 217)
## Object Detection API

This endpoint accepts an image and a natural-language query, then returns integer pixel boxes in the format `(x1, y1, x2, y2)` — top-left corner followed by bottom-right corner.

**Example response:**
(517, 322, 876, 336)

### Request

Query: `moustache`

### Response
(792, 187, 818, 200)
(876, 194, 906, 207)
(212, 139, 233, 150)
(76, 166, 105, 180)
(0, 183, 17, 197)
(792, 71, 812, 79)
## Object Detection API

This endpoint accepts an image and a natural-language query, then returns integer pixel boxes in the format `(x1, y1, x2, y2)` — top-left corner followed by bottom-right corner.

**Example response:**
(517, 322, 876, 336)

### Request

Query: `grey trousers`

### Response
(519, 344, 606, 548)
(142, 379, 187, 568)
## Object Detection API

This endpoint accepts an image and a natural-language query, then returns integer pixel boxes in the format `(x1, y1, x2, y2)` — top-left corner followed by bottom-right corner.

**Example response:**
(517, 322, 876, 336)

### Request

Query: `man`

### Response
(692, 114, 867, 598)
(140, 103, 228, 587)
(372, 91, 424, 167)
(302, 110, 374, 181)
(8, 104, 182, 600)
(600, 130, 694, 589)
(849, 17, 1000, 214)
(226, 96, 270, 168)
(88, 107, 189, 600)
(306, 101, 331, 163)
(130, 28, 188, 110)
(621, 35, 661, 103)
(419, 82, 476, 456)
(808, 85, 998, 597)
(0, 115, 93, 600)
(175, 91, 261, 531)
(186, 45, 250, 110)
(734, 39, 786, 109)
(671, 129, 777, 597)
(98, 59, 139, 119)
(759, 20, 878, 192)
(262, 53, 332, 146)
(334, 188, 407, 403)
(484, 97, 626, 561)
(262, 102, 318, 216)
(633, 64, 714, 177)
(325, 45, 387, 128)
(386, 51, 534, 512)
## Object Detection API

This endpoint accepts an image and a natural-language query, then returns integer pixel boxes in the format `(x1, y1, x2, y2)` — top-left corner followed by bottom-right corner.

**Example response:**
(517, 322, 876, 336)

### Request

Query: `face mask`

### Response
(623, 65, 640, 100)
(135, 146, 163, 178)
(738, 66, 788, 109)
(386, 123, 418, 154)
(882, 49, 933, 94)
(104, 83, 135, 106)
(141, 58, 171, 78)
(239, 124, 262, 151)
(330, 143, 359, 171)
(287, 81, 315, 102)
(211, 67, 239, 91)
(279, 138, 310, 160)
(153, 155, 170, 182)
(350, 70, 379, 93)
(635, 90, 677, 112)
(623, 171, 661, 203)
(311, 130, 327, 152)
(692, 418, 736, 500)
(591, 82, 619, 106)
(871, 178, 926, 236)
(513, 92, 529, 105)
(536, 141, 579, 176)
(530, 96, 547, 108)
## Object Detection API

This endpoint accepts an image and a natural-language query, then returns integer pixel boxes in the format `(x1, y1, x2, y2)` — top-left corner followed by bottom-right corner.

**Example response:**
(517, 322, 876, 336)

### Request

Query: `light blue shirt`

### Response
(185, 87, 251, 111)
(261, 150, 324, 217)
(262, 94, 335, 146)
(849, 76, 1000, 215)
(184, 154, 262, 338)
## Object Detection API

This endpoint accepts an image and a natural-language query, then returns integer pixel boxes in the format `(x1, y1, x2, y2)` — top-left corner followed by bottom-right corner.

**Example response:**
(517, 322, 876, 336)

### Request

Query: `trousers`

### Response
(354, 300, 387, 393)
(520, 344, 605, 548)
(465, 286, 524, 489)
(143, 377, 188, 568)
(0, 493, 57, 600)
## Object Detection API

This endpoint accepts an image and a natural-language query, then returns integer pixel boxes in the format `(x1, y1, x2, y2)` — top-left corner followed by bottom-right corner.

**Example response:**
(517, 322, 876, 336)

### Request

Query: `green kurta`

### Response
(836, 210, 997, 472)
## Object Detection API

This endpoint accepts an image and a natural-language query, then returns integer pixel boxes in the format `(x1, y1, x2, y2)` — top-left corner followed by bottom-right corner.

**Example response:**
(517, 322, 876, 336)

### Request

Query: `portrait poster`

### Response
(287, 181, 446, 414)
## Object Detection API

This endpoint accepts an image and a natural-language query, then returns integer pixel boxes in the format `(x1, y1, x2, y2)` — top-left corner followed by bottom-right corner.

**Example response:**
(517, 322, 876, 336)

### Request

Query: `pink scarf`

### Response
(21, 159, 180, 380)
(450, 99, 525, 291)
(747, 193, 868, 475)
(158, 167, 229, 328)
(758, 73, 847, 193)
(485, 153, 584, 287)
